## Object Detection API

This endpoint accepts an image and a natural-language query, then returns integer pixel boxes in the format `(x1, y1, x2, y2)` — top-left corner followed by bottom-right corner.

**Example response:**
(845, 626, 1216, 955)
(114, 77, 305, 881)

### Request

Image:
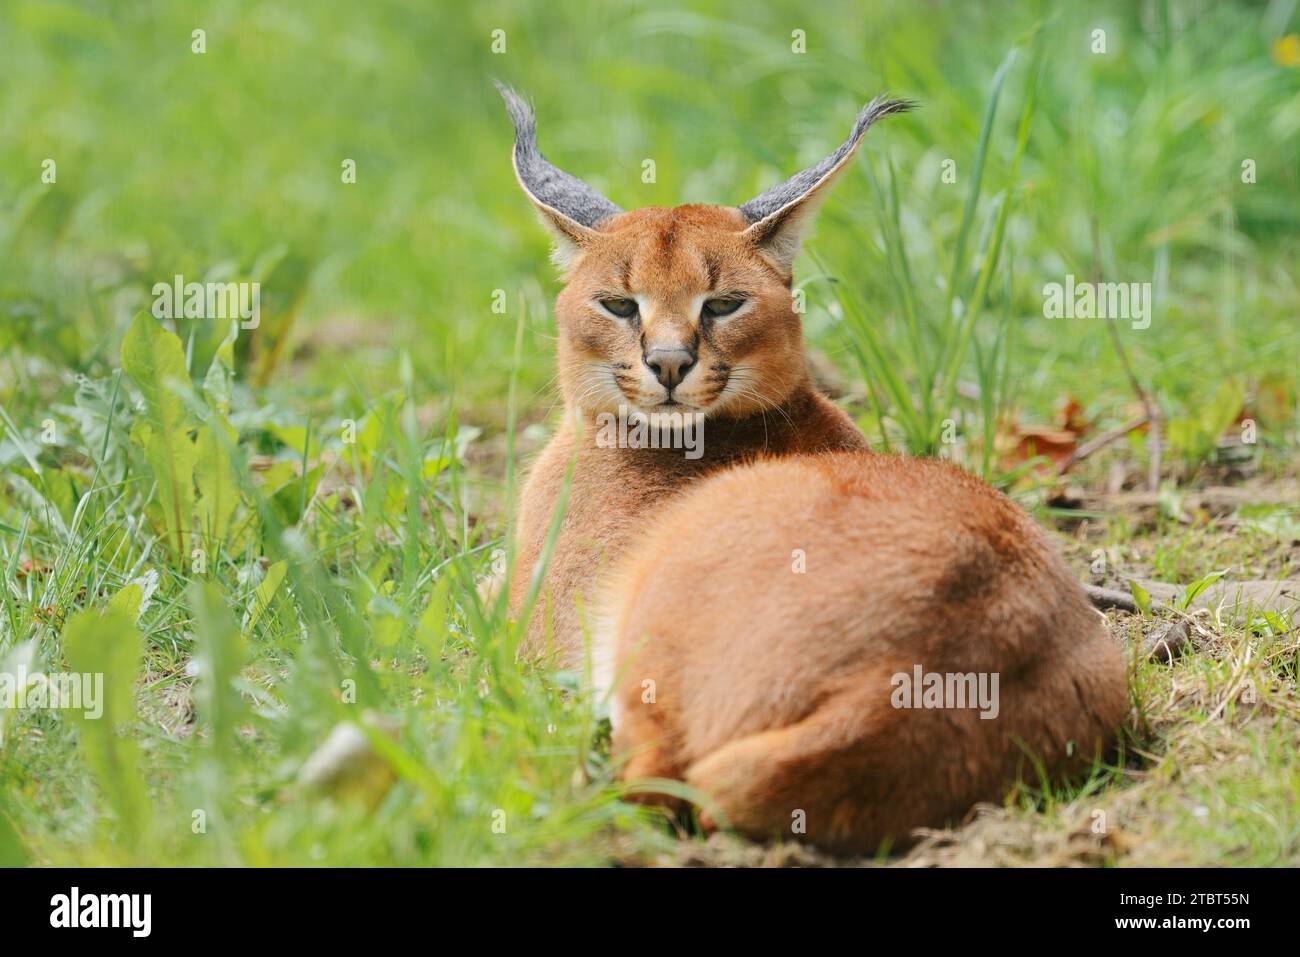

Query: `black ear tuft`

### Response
(495, 82, 622, 231)
(737, 95, 914, 271)
(739, 96, 915, 226)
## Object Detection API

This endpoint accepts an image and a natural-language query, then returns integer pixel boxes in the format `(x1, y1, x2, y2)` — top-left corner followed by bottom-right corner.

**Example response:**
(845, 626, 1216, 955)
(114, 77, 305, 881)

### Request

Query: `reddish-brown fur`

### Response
(500, 92, 1127, 852)
(595, 451, 1129, 853)
(508, 205, 866, 663)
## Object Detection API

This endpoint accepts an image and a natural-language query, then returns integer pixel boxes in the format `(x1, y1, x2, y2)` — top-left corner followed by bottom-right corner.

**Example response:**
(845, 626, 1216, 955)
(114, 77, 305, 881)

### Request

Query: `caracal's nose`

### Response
(642, 345, 697, 390)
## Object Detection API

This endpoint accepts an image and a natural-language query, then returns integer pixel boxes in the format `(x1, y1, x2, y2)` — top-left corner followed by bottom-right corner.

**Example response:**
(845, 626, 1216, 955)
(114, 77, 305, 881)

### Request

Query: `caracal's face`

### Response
(497, 84, 910, 421)
(555, 205, 805, 420)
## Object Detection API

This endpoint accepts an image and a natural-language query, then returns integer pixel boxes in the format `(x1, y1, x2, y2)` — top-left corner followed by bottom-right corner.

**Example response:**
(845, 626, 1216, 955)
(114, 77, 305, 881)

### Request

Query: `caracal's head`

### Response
(499, 84, 912, 419)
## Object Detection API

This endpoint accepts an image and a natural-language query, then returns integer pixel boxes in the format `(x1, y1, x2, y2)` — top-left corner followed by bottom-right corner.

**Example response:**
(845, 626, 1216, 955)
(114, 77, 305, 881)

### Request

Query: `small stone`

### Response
(1140, 620, 1191, 663)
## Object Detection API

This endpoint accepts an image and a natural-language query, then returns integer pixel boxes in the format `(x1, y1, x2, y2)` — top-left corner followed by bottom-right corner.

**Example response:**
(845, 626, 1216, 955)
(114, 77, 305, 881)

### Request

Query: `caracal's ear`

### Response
(496, 82, 621, 264)
(739, 95, 914, 275)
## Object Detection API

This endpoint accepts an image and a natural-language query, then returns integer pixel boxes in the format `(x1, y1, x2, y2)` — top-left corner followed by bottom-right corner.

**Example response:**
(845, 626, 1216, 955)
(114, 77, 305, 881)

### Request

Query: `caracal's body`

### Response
(511, 378, 862, 661)
(495, 85, 1127, 852)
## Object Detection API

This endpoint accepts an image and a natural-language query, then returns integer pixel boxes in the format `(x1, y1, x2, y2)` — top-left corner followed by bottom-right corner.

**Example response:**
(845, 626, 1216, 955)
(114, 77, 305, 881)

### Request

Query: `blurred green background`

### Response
(1, 0, 1299, 867)
(4, 0, 1298, 439)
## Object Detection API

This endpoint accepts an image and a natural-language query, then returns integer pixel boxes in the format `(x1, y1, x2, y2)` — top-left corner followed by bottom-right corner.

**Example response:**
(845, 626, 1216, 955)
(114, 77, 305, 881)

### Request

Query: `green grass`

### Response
(1, 0, 1299, 866)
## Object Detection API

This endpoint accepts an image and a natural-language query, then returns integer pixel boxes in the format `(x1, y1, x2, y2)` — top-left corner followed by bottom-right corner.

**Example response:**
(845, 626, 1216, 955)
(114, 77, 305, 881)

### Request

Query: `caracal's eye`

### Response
(702, 298, 744, 319)
(599, 298, 638, 319)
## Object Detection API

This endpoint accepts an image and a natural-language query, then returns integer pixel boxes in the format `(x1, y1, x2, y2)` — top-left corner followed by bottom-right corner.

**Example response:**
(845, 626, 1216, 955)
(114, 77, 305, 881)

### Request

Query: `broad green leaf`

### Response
(269, 462, 323, 528)
(1129, 579, 1153, 618)
(1181, 569, 1228, 609)
(62, 604, 149, 843)
(195, 417, 240, 549)
(108, 582, 143, 620)
(371, 613, 402, 648)
(421, 454, 453, 478)
(257, 461, 296, 489)
(202, 320, 238, 415)
(121, 312, 196, 557)
(247, 560, 288, 632)
(268, 422, 309, 456)
(354, 394, 405, 464)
